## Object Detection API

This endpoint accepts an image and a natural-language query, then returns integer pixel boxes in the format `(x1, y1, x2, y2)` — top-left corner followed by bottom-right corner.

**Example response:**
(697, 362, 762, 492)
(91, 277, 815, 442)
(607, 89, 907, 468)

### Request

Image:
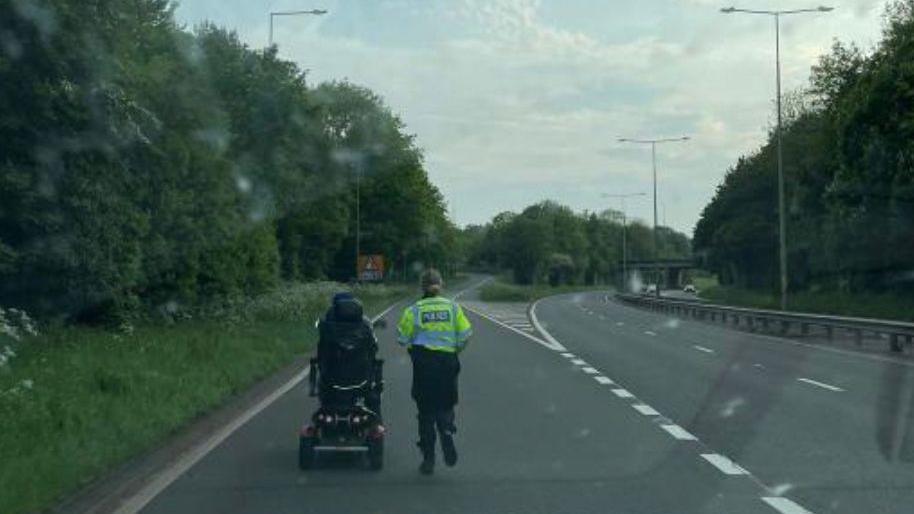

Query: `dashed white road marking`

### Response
(701, 453, 749, 475)
(534, 293, 819, 514)
(611, 388, 635, 398)
(632, 404, 660, 416)
(571, 358, 588, 366)
(616, 321, 624, 326)
(761, 497, 815, 514)
(581, 367, 599, 374)
(660, 424, 697, 441)
(797, 378, 844, 392)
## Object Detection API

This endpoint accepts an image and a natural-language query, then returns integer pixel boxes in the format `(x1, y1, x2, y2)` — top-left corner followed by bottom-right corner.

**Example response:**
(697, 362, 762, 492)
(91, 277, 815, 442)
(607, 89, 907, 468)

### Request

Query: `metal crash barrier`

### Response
(614, 293, 914, 353)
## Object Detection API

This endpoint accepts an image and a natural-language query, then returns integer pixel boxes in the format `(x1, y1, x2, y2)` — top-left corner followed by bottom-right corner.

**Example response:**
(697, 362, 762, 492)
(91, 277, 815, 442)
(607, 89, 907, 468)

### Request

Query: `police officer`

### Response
(397, 269, 472, 475)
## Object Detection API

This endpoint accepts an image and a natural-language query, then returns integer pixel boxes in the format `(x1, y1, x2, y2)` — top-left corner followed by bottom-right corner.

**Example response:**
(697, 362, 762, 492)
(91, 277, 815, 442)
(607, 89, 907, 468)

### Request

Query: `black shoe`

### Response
(419, 457, 435, 475)
(441, 434, 458, 467)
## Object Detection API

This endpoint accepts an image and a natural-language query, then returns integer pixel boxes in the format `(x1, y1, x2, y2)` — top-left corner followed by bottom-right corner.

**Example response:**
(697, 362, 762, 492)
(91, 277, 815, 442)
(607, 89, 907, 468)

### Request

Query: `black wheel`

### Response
(299, 436, 316, 470)
(367, 437, 384, 471)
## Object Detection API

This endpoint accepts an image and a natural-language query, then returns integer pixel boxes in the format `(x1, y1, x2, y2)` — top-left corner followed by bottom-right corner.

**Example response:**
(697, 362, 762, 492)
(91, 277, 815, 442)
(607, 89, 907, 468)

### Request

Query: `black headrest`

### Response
(334, 297, 363, 322)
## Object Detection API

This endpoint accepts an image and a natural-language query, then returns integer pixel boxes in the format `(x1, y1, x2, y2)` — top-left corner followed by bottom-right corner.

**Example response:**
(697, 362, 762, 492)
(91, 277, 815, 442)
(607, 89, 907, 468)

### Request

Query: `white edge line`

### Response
(797, 377, 844, 392)
(113, 301, 400, 514)
(463, 304, 562, 352)
(529, 299, 568, 351)
(761, 497, 815, 514)
(452, 276, 493, 300)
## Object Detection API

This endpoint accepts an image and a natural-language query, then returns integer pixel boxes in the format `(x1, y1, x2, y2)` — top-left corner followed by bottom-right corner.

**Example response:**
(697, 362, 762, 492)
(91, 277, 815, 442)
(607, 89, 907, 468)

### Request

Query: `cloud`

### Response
(174, 0, 888, 233)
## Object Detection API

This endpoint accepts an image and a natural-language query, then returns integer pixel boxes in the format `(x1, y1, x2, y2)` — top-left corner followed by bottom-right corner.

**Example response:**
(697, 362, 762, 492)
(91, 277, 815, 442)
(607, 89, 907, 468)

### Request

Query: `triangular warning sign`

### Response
(364, 257, 376, 270)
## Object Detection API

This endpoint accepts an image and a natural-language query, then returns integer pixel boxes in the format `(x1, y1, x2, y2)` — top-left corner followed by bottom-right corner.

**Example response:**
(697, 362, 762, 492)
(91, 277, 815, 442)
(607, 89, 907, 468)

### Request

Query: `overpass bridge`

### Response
(622, 258, 697, 289)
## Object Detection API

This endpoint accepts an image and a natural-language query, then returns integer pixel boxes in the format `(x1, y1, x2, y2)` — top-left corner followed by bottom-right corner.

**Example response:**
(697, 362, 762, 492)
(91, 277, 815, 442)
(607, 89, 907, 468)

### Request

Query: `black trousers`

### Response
(409, 347, 460, 453)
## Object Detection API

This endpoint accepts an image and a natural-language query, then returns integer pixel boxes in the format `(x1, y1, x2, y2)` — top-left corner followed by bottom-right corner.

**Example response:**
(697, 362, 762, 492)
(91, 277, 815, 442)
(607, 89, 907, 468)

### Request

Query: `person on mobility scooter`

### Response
(299, 292, 386, 470)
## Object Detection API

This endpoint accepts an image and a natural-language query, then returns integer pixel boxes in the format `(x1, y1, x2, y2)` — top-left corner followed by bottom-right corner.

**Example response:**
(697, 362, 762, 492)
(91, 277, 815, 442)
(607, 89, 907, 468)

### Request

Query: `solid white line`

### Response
(761, 497, 815, 514)
(594, 376, 614, 385)
(451, 277, 492, 300)
(529, 299, 569, 351)
(463, 305, 561, 352)
(373, 303, 398, 321)
(632, 404, 660, 416)
(644, 330, 657, 336)
(571, 358, 588, 366)
(797, 378, 844, 392)
(113, 301, 400, 514)
(693, 345, 715, 354)
(660, 424, 697, 441)
(611, 388, 635, 398)
(581, 367, 599, 374)
(701, 453, 749, 475)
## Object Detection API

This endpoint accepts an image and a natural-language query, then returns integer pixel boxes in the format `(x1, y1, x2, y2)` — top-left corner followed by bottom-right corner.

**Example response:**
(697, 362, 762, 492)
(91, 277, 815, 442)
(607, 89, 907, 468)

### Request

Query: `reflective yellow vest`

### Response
(397, 296, 473, 353)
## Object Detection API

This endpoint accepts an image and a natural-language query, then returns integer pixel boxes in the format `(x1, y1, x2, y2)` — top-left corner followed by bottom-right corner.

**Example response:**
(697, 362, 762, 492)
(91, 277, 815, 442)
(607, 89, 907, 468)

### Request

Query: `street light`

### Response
(720, 5, 833, 310)
(618, 136, 690, 297)
(603, 192, 647, 292)
(269, 9, 327, 48)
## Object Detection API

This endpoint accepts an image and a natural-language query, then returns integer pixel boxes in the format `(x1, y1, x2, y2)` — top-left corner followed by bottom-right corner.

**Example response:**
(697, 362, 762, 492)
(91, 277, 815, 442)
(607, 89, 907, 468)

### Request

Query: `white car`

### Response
(683, 284, 697, 294)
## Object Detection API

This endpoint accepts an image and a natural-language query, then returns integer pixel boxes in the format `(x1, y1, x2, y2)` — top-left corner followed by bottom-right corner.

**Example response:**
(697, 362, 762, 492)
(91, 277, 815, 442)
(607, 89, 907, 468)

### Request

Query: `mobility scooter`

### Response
(299, 297, 386, 471)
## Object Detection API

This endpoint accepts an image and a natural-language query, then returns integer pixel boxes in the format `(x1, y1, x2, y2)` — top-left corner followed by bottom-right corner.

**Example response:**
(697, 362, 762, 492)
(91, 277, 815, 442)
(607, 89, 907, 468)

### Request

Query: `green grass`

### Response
(0, 283, 406, 514)
(699, 285, 914, 322)
(690, 274, 719, 292)
(479, 281, 612, 303)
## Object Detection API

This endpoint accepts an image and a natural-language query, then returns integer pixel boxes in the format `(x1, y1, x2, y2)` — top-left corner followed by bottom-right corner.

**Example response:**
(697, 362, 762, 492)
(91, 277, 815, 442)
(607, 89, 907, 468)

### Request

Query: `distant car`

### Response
(683, 284, 697, 294)
(643, 284, 658, 294)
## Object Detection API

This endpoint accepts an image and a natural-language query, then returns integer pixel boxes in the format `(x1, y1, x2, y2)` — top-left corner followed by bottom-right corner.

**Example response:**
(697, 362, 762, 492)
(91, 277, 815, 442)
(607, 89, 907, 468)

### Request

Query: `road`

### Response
(137, 283, 914, 514)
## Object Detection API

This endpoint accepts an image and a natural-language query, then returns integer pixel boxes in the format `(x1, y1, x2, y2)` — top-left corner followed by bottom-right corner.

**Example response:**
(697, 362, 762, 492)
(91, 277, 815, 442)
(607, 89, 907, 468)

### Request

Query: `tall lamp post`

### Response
(603, 192, 647, 292)
(618, 136, 690, 297)
(269, 9, 327, 47)
(720, 5, 833, 310)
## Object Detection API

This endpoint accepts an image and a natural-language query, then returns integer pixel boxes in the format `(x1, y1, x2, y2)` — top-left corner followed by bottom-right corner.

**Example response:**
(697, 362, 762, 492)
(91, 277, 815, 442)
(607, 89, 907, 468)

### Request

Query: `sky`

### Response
(173, 0, 888, 235)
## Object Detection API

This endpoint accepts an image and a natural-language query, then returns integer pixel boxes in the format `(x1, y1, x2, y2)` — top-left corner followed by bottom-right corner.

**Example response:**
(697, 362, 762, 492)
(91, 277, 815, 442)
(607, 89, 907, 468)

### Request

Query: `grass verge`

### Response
(0, 282, 406, 514)
(479, 280, 612, 303)
(699, 285, 914, 322)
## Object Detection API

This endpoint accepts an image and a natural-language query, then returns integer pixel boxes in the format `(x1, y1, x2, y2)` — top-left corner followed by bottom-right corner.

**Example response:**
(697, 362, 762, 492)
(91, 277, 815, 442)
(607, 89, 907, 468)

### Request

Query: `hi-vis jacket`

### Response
(397, 296, 473, 353)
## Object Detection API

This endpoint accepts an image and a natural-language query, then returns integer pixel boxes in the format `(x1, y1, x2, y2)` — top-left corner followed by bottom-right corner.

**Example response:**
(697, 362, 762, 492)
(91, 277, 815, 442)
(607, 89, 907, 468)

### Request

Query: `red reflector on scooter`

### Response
(369, 425, 386, 439)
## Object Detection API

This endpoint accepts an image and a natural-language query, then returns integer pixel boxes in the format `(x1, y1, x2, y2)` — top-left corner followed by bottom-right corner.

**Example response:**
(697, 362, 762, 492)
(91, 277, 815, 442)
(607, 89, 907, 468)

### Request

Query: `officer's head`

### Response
(420, 268, 443, 297)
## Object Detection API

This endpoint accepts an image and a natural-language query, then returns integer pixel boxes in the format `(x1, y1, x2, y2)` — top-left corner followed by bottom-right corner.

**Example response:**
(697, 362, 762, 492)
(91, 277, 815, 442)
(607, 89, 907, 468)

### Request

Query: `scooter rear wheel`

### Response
(299, 436, 316, 470)
(367, 437, 383, 471)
